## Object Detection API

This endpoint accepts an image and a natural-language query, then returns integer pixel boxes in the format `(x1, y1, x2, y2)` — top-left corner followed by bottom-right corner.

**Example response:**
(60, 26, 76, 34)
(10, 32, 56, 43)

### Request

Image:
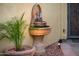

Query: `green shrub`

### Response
(0, 13, 27, 51)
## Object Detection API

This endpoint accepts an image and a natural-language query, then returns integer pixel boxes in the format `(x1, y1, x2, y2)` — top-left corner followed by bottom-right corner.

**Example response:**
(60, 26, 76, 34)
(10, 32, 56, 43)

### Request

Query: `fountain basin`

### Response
(29, 26, 51, 36)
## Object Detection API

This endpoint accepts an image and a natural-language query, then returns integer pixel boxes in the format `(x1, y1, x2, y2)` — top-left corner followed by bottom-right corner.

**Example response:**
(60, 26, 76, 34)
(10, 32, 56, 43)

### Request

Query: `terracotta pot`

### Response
(29, 27, 51, 36)
(4, 46, 36, 56)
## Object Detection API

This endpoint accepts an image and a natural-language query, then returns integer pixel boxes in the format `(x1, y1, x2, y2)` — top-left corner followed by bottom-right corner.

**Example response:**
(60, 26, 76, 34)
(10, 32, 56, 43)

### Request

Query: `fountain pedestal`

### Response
(29, 27, 51, 55)
(33, 36, 45, 55)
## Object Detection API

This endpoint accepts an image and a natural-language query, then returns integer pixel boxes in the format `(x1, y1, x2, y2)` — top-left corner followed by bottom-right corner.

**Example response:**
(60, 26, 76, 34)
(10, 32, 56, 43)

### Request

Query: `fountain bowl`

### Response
(29, 26, 51, 36)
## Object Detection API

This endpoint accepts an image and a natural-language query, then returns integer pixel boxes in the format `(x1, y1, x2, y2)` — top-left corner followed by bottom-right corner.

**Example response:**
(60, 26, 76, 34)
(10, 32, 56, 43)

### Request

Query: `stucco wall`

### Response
(60, 3, 67, 39)
(0, 3, 67, 52)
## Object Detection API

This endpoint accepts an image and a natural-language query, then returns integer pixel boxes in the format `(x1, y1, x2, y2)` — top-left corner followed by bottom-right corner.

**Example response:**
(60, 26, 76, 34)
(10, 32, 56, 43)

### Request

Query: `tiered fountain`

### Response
(29, 4, 51, 55)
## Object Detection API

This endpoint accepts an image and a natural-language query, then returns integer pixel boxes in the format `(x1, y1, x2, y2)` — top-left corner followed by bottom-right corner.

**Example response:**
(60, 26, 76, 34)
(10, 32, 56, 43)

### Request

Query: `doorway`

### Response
(67, 3, 79, 39)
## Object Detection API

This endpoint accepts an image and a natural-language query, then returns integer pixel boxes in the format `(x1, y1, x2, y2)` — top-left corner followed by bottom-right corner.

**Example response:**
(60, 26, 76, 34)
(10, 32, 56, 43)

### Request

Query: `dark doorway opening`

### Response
(67, 3, 79, 39)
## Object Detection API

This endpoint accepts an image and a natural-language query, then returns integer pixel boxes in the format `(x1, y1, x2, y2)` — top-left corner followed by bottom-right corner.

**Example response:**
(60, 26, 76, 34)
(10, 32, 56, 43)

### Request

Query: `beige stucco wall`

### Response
(60, 4, 67, 39)
(0, 3, 67, 52)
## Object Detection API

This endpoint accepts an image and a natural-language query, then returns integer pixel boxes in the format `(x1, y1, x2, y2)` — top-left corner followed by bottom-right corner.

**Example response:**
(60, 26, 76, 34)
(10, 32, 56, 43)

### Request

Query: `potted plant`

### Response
(0, 13, 36, 56)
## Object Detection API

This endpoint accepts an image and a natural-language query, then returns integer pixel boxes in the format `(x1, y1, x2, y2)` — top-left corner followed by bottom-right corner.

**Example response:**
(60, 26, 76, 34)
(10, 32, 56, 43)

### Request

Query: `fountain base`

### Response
(32, 36, 45, 55)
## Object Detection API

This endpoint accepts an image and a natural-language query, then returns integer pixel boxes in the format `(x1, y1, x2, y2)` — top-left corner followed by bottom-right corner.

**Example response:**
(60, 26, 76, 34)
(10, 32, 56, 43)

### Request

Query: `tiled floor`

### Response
(61, 39, 79, 56)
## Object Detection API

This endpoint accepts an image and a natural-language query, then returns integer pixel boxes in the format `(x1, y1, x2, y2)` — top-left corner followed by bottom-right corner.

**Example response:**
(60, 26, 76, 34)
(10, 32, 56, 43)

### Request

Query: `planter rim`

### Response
(4, 46, 36, 56)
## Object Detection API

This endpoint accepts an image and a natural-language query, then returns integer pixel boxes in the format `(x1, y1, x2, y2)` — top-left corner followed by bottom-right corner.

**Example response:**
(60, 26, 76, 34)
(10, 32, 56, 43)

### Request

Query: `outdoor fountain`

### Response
(29, 4, 51, 55)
